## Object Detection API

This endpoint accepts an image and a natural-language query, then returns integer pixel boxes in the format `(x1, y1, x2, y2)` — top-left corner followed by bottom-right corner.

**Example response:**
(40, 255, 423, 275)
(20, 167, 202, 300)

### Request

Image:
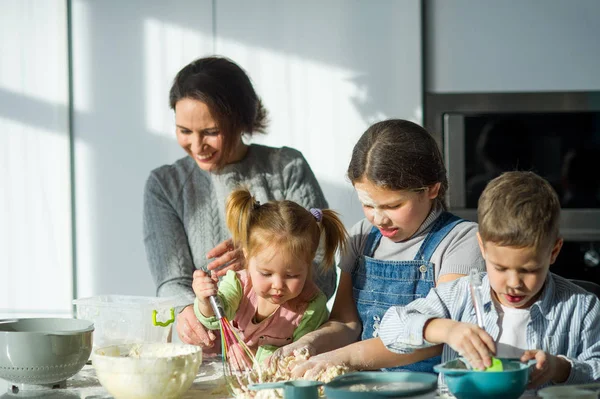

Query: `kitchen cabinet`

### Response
(425, 0, 600, 93)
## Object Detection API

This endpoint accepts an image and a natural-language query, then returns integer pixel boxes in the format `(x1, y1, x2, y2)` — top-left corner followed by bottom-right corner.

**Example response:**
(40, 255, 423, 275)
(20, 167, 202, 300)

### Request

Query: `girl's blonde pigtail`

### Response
(225, 188, 258, 249)
(317, 209, 348, 270)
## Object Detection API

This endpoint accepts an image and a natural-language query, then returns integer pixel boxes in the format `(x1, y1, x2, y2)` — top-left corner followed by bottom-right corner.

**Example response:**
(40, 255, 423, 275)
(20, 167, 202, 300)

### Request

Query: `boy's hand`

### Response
(521, 350, 571, 388)
(442, 320, 496, 370)
(192, 269, 218, 303)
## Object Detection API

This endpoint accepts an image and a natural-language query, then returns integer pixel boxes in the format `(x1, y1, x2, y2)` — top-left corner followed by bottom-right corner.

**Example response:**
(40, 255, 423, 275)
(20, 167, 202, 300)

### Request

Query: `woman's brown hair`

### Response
(225, 188, 347, 271)
(169, 56, 268, 168)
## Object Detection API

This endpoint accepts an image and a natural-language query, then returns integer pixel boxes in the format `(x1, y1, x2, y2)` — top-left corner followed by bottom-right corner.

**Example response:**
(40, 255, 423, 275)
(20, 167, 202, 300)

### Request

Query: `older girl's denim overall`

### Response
(352, 212, 464, 373)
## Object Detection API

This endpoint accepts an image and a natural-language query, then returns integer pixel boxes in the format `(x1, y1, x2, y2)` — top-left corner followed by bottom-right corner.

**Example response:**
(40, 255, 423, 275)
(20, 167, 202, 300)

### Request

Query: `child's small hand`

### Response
(290, 353, 336, 380)
(445, 321, 496, 370)
(521, 350, 571, 388)
(192, 269, 218, 303)
(266, 342, 315, 374)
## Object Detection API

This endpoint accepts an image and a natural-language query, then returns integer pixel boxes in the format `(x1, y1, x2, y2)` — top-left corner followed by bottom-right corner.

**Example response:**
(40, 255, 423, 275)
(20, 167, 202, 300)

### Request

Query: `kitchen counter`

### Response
(0, 357, 541, 399)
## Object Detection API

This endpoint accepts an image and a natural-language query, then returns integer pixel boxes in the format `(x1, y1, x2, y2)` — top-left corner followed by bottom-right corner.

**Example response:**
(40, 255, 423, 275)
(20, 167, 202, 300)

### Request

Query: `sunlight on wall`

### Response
(72, 4, 214, 299)
(0, 1, 68, 106)
(143, 18, 213, 137)
(215, 40, 377, 226)
(0, 117, 72, 314)
(218, 41, 371, 182)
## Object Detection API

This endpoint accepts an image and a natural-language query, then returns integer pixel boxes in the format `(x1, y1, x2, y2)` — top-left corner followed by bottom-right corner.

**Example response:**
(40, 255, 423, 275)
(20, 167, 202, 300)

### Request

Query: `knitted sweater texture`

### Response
(143, 144, 335, 303)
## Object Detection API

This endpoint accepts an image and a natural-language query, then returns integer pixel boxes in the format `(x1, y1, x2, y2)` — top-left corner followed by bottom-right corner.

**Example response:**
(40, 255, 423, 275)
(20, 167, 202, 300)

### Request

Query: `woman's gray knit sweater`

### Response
(143, 144, 335, 304)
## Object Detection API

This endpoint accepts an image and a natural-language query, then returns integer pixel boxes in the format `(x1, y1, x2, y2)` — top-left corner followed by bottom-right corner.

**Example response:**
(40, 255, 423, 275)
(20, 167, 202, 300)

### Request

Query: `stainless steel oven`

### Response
(426, 92, 600, 283)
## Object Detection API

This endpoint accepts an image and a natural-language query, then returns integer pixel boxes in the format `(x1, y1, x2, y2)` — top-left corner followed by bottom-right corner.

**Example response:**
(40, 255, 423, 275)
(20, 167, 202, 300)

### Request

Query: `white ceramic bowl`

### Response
(92, 343, 202, 399)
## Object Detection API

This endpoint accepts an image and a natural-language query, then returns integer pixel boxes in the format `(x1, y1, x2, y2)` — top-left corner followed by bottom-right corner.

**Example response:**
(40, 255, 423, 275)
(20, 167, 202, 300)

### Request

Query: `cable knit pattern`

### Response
(143, 144, 335, 304)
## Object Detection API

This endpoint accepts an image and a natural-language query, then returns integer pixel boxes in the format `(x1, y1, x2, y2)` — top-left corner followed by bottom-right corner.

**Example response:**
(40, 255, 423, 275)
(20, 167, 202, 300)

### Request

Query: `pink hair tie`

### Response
(310, 208, 323, 222)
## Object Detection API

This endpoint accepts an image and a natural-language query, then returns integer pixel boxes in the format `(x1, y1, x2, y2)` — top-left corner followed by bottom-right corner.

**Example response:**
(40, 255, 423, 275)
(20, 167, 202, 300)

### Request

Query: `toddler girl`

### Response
(192, 188, 347, 363)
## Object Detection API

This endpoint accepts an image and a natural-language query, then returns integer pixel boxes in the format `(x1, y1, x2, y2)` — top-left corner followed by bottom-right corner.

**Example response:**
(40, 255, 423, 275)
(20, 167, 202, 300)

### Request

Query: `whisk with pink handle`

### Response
(209, 295, 262, 397)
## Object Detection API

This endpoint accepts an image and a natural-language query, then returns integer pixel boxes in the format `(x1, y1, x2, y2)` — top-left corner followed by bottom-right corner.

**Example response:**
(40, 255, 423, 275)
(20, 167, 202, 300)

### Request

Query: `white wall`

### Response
(71, 0, 214, 298)
(72, 0, 423, 298)
(1, 1, 422, 305)
(0, 0, 72, 318)
(216, 0, 422, 231)
(426, 0, 600, 92)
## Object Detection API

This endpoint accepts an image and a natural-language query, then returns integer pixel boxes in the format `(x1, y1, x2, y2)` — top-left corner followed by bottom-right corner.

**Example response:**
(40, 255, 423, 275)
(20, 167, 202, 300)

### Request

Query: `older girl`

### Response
(274, 119, 485, 375)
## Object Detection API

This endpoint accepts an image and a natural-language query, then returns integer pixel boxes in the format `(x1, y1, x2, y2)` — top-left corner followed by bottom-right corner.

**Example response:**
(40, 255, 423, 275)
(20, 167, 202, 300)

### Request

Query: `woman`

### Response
(143, 56, 335, 349)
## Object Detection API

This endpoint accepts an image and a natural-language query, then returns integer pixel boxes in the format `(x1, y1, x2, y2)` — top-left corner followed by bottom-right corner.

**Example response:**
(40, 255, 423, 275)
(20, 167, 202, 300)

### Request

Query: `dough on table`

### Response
(232, 347, 351, 398)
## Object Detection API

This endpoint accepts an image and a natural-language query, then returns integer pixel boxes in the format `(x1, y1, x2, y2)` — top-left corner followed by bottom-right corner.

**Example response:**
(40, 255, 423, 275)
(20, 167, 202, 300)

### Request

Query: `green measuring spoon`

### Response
(469, 269, 503, 372)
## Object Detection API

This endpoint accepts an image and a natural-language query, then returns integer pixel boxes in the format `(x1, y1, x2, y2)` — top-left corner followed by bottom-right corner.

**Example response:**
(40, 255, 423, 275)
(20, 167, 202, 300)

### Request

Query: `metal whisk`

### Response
(209, 295, 262, 397)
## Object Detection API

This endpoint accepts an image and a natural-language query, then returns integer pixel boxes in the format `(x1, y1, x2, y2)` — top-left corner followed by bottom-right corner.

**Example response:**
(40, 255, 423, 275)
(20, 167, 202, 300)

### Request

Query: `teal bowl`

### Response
(434, 358, 535, 399)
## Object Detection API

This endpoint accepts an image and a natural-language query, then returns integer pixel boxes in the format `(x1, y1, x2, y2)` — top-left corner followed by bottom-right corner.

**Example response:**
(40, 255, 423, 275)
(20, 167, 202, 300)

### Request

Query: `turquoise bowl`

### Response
(434, 358, 535, 399)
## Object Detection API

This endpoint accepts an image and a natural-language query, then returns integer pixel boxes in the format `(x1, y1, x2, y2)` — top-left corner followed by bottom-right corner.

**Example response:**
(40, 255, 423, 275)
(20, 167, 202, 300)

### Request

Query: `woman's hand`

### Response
(176, 305, 217, 347)
(521, 350, 571, 388)
(206, 238, 245, 277)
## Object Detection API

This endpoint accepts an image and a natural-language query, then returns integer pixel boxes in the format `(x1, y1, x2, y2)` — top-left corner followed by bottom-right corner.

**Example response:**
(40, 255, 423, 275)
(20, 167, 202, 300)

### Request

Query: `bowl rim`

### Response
(92, 343, 203, 363)
(0, 317, 94, 335)
(434, 358, 536, 375)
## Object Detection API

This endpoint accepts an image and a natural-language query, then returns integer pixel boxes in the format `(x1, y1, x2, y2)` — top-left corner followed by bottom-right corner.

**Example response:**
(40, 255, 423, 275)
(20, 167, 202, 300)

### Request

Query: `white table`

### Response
(0, 358, 541, 399)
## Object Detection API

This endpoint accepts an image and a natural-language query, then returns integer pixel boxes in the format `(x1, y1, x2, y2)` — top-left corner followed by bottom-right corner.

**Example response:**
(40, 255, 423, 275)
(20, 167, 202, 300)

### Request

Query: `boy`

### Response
(379, 171, 600, 388)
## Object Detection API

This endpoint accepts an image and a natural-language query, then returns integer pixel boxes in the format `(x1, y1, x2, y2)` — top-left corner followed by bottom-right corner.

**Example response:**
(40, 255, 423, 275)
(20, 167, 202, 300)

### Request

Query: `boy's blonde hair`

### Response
(225, 188, 348, 270)
(478, 171, 560, 250)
